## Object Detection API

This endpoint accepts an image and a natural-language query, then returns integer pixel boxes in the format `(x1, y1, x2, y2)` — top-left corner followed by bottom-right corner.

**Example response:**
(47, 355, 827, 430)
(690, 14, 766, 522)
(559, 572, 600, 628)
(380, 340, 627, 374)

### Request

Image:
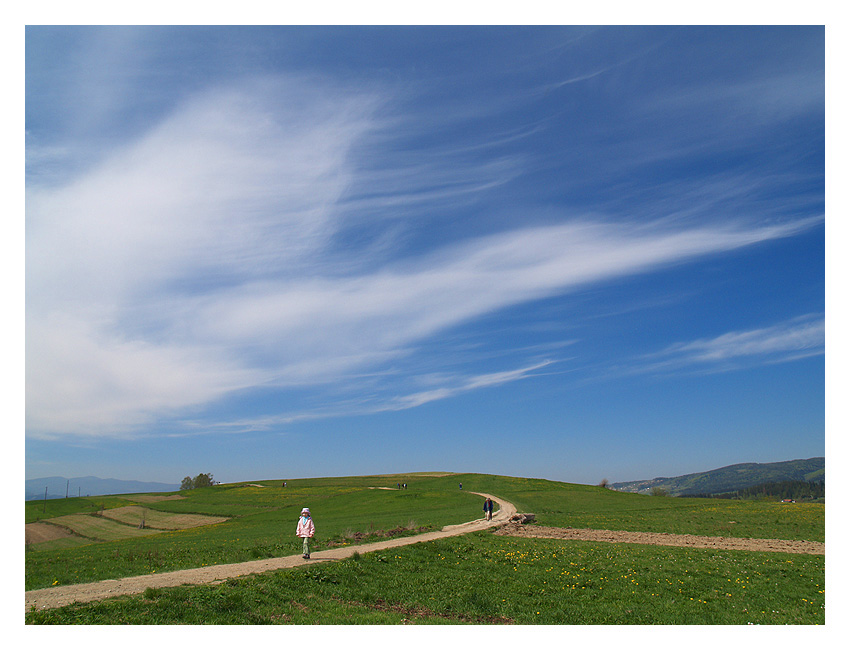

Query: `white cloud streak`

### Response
(632, 315, 825, 376)
(385, 360, 555, 411)
(644, 72, 824, 128)
(26, 76, 822, 439)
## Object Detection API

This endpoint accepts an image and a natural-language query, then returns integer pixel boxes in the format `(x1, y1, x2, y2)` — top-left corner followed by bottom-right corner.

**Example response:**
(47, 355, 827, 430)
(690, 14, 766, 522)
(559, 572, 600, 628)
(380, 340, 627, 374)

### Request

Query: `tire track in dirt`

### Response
(494, 523, 825, 555)
(25, 491, 514, 613)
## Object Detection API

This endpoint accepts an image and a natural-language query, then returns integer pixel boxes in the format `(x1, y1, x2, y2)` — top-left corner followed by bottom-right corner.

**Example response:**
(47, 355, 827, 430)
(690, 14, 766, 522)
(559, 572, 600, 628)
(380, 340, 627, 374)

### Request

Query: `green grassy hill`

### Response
(26, 471, 825, 625)
(609, 457, 824, 497)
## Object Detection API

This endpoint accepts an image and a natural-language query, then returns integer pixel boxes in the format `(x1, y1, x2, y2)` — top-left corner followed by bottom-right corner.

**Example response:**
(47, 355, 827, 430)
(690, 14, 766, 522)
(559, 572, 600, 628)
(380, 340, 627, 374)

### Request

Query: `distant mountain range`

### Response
(26, 476, 180, 501)
(610, 457, 824, 497)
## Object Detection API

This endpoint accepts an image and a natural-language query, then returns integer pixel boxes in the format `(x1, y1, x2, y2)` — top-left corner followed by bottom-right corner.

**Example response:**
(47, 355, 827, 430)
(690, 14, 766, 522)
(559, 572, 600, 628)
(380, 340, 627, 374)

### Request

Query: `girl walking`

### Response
(296, 507, 315, 559)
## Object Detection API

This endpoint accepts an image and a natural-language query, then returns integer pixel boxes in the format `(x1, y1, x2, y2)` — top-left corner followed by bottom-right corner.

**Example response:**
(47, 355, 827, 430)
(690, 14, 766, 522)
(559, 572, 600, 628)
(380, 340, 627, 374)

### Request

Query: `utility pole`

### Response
(43, 486, 47, 513)
(66, 479, 69, 498)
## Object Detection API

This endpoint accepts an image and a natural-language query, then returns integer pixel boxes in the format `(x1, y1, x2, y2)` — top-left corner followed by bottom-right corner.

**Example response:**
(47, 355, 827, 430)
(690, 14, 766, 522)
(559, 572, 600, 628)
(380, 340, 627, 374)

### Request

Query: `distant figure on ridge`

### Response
(296, 507, 315, 559)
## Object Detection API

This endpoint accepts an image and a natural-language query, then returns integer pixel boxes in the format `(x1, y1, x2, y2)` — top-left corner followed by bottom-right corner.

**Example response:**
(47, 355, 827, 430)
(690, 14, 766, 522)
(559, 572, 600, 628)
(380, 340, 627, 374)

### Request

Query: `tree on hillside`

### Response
(193, 472, 215, 488)
(180, 473, 216, 490)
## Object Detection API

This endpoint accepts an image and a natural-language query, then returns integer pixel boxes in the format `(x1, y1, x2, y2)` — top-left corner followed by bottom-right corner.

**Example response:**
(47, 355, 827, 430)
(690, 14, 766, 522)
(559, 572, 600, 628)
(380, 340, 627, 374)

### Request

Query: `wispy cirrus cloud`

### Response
(629, 315, 825, 377)
(384, 360, 556, 411)
(642, 71, 824, 129)
(26, 73, 823, 440)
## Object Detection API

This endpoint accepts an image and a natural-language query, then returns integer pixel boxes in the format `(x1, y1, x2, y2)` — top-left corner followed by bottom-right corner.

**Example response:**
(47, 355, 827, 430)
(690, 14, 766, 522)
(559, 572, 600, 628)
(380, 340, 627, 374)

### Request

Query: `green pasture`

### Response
(25, 472, 825, 624)
(26, 474, 481, 590)
(26, 532, 824, 625)
(451, 473, 825, 542)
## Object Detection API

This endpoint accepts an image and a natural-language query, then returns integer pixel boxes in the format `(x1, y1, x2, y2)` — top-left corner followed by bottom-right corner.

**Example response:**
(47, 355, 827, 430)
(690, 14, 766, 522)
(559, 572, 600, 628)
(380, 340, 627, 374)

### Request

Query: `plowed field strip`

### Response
(49, 514, 162, 541)
(25, 521, 79, 545)
(99, 506, 228, 530)
(494, 523, 825, 555)
(118, 494, 186, 503)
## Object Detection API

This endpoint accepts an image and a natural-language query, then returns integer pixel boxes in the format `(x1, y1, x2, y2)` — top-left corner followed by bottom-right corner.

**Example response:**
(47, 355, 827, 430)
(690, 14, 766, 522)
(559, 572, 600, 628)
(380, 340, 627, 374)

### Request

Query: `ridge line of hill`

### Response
(609, 457, 824, 497)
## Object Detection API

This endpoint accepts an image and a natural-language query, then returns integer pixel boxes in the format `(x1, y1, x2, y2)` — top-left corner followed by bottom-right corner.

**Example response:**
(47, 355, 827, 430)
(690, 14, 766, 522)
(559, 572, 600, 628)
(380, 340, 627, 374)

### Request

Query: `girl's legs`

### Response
(302, 536, 310, 558)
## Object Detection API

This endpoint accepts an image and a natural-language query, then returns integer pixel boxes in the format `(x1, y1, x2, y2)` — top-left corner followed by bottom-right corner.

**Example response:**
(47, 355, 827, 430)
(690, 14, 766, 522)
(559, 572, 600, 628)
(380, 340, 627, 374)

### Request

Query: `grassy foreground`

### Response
(26, 533, 824, 625)
(25, 472, 825, 624)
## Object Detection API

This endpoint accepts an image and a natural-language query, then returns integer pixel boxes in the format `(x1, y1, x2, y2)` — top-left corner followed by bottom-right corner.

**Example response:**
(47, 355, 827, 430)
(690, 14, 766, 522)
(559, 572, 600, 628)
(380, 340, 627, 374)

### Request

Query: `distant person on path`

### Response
(296, 507, 315, 559)
(483, 498, 493, 520)
(459, 483, 463, 490)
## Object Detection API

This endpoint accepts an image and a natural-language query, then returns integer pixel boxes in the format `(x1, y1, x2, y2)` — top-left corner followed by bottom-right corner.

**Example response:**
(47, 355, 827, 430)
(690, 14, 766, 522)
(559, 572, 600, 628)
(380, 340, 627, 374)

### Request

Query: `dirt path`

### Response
(495, 522, 825, 555)
(25, 491, 515, 613)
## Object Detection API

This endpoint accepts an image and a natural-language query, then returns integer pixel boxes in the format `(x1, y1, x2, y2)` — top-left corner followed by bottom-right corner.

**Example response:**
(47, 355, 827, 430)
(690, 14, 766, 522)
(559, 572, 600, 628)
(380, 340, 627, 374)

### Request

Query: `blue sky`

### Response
(24, 25, 825, 486)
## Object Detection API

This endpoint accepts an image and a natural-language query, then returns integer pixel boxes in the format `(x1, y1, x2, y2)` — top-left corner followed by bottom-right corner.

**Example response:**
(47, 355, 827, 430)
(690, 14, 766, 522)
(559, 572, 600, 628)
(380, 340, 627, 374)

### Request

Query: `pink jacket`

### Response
(296, 516, 315, 538)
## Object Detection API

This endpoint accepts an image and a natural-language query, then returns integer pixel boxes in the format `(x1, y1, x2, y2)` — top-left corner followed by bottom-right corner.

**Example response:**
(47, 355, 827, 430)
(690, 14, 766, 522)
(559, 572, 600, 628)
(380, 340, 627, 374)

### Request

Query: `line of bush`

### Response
(685, 480, 824, 501)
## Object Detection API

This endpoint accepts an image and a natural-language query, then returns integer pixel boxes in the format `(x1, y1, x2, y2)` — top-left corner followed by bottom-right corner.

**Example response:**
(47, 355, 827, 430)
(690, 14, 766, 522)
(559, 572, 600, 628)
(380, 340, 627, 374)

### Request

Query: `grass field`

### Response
(26, 533, 824, 625)
(25, 472, 825, 625)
